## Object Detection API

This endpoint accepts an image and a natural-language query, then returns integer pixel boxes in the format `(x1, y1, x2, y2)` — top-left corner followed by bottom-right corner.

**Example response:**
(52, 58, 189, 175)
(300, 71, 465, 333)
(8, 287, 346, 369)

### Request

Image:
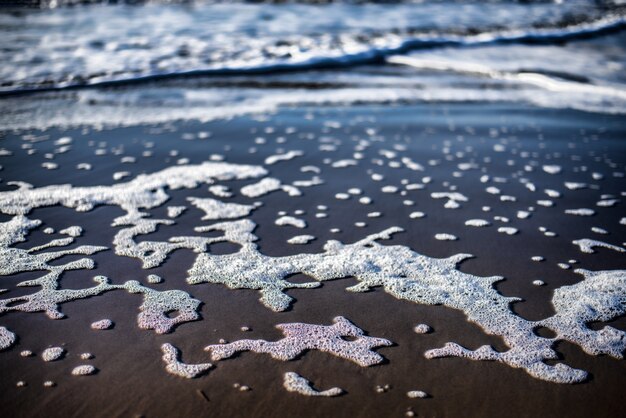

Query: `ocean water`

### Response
(1, 0, 626, 130)
(1, 3, 626, 417)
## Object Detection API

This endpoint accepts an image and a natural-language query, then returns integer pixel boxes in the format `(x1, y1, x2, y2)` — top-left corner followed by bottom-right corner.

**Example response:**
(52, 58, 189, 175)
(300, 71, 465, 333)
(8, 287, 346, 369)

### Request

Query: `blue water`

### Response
(1, 0, 625, 129)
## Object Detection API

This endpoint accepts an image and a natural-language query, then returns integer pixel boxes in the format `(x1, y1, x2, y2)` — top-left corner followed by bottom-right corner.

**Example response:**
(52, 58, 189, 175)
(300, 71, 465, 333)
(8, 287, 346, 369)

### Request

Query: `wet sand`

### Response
(0, 103, 625, 417)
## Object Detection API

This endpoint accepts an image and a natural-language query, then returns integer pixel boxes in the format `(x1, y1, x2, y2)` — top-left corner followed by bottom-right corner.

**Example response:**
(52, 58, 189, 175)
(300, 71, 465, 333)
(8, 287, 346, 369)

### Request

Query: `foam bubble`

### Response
(240, 178, 282, 198)
(147, 274, 163, 284)
(435, 233, 457, 241)
(465, 219, 491, 227)
(71, 365, 97, 376)
(413, 324, 432, 334)
(497, 227, 519, 235)
(597, 199, 619, 207)
(275, 216, 307, 229)
(283, 372, 343, 397)
(407, 390, 428, 398)
(166, 206, 186, 218)
(41, 347, 64, 362)
(542, 165, 562, 174)
(287, 235, 316, 245)
(91, 319, 114, 330)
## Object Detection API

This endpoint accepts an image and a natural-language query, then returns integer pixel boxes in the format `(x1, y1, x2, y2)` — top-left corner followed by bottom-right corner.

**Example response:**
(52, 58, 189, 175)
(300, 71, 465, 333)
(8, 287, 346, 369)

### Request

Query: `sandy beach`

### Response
(0, 102, 624, 417)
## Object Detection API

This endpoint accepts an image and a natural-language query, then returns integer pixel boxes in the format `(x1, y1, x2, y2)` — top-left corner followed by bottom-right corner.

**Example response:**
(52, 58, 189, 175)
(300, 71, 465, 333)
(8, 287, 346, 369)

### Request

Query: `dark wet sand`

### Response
(0, 103, 625, 418)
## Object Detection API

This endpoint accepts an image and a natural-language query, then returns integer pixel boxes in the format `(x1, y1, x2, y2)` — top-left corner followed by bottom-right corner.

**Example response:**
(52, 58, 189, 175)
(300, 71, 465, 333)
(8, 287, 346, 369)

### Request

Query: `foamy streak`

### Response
(283, 372, 343, 397)
(0, 163, 265, 270)
(189, 227, 625, 383)
(161, 343, 212, 379)
(206, 316, 392, 367)
(3, 13, 624, 95)
(265, 151, 304, 166)
(0, 162, 266, 215)
(3, 81, 625, 132)
(387, 55, 626, 101)
(572, 239, 626, 254)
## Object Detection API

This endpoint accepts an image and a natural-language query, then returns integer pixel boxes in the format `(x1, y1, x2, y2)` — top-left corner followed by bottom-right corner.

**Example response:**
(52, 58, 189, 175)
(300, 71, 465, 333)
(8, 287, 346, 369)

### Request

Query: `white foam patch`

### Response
(287, 235, 316, 245)
(188, 224, 625, 383)
(275, 216, 307, 229)
(597, 199, 619, 207)
(283, 372, 343, 397)
(0, 162, 266, 216)
(187, 197, 257, 220)
(413, 324, 432, 334)
(407, 390, 428, 398)
(332, 159, 358, 169)
(497, 227, 519, 235)
(465, 219, 491, 227)
(265, 150, 303, 165)
(572, 239, 625, 254)
(161, 343, 212, 379)
(431, 192, 468, 209)
(435, 233, 457, 241)
(91, 319, 113, 330)
(542, 165, 562, 174)
(540, 269, 626, 359)
(0, 326, 16, 350)
(565, 182, 587, 190)
(123, 280, 201, 334)
(205, 316, 392, 367)
(71, 365, 97, 376)
(208, 185, 232, 198)
(147, 274, 162, 284)
(240, 178, 282, 198)
(167, 206, 186, 218)
(565, 208, 595, 216)
(41, 347, 64, 362)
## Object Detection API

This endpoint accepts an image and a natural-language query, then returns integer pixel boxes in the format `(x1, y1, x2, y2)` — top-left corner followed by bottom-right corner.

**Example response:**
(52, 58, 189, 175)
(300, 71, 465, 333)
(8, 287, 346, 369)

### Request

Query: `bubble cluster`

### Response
(161, 343, 212, 379)
(287, 235, 316, 245)
(91, 319, 114, 330)
(205, 316, 392, 367)
(0, 326, 16, 350)
(283, 372, 343, 397)
(71, 365, 97, 376)
(41, 347, 64, 362)
(572, 239, 625, 254)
